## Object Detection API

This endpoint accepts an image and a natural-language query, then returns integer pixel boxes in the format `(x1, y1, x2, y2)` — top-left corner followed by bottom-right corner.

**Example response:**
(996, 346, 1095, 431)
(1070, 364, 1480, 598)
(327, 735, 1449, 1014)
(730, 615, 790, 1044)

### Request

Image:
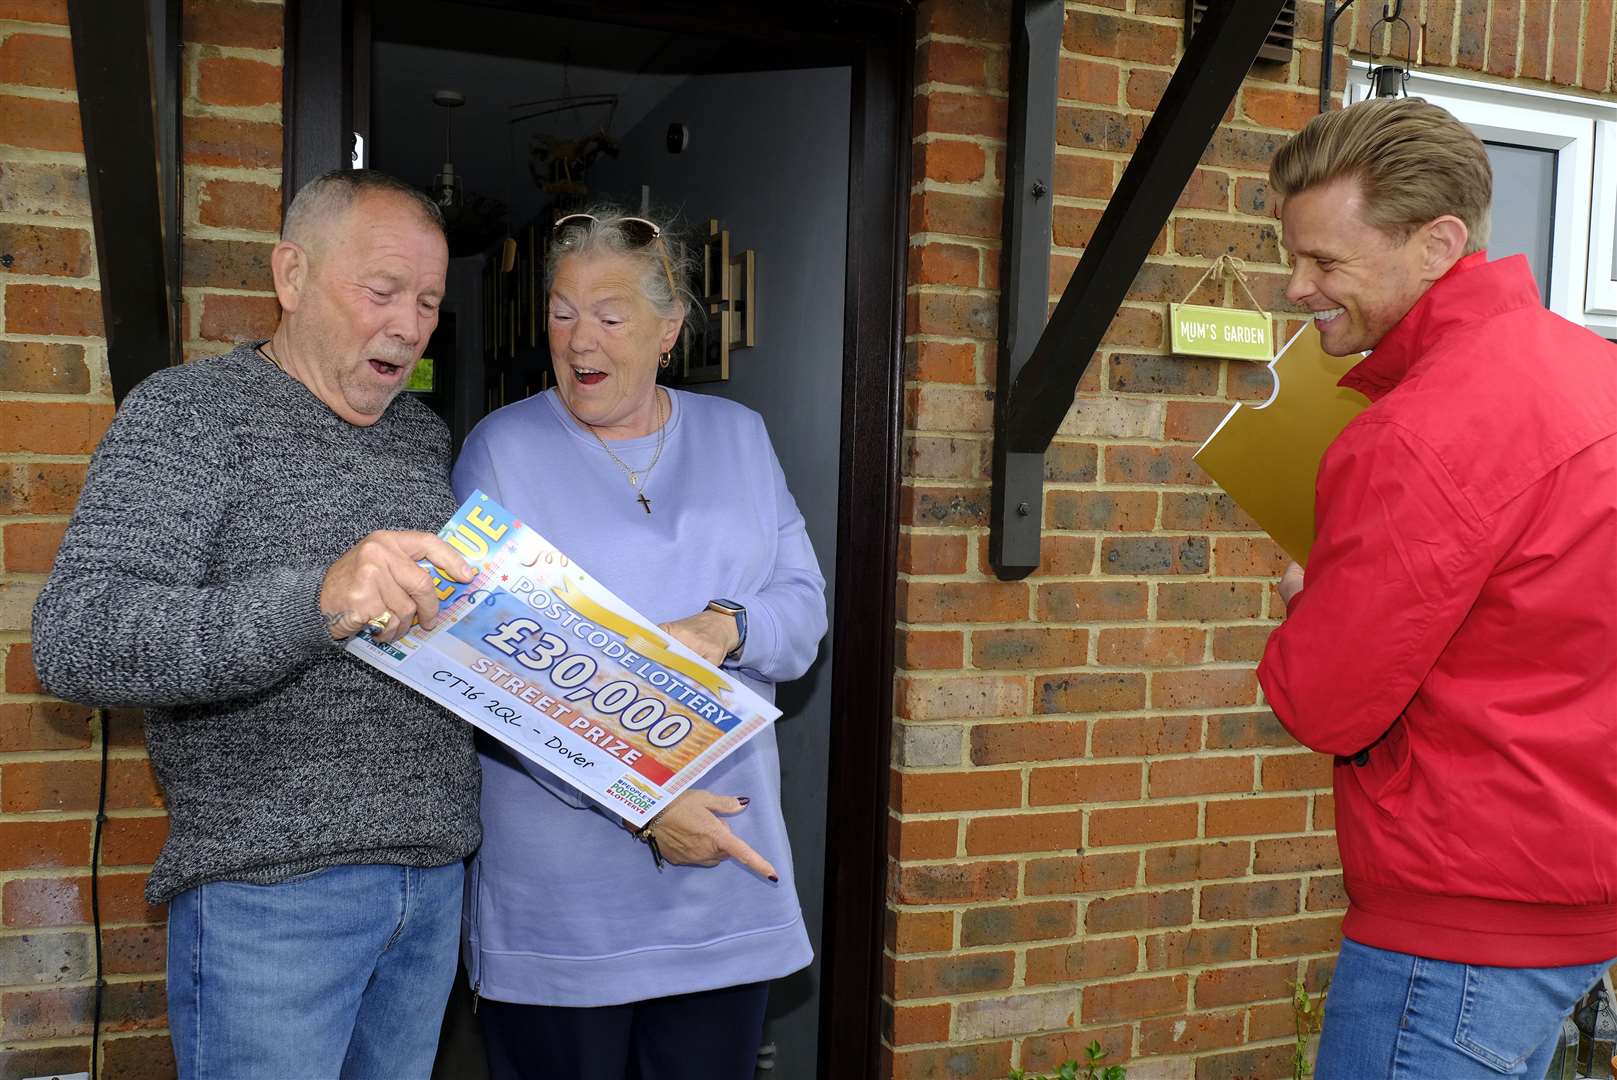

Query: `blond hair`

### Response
(1269, 97, 1491, 254)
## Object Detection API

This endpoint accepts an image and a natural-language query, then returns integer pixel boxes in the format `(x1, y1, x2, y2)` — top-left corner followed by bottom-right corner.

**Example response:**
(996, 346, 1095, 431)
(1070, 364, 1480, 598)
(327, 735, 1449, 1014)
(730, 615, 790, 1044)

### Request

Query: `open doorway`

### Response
(284, 3, 910, 1077)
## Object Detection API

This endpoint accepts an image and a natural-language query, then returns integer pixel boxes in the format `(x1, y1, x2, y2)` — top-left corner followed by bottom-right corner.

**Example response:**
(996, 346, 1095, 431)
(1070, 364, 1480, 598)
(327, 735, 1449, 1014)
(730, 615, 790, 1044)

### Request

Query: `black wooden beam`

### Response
(989, 0, 1290, 579)
(68, 0, 178, 403)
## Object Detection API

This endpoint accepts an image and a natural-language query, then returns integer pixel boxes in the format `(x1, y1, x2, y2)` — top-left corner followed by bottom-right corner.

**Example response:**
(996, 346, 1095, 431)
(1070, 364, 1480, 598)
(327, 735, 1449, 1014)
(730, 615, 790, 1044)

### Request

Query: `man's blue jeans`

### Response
(1316, 937, 1614, 1078)
(166, 862, 463, 1080)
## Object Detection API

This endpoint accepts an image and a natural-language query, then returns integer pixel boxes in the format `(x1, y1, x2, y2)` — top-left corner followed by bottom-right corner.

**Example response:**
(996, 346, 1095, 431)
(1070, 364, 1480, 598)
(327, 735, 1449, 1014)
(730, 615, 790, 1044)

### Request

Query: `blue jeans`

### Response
(1316, 937, 1614, 1078)
(167, 862, 463, 1080)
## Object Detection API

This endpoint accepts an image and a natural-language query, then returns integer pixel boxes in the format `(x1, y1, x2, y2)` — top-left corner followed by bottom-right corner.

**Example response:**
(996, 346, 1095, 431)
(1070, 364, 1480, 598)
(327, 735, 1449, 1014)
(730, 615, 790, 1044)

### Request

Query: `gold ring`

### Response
(365, 611, 394, 633)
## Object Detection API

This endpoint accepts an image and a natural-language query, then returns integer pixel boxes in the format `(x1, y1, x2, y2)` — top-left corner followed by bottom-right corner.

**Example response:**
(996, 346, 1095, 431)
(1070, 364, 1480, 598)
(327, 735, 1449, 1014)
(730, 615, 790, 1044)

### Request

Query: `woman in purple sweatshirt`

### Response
(451, 208, 828, 1080)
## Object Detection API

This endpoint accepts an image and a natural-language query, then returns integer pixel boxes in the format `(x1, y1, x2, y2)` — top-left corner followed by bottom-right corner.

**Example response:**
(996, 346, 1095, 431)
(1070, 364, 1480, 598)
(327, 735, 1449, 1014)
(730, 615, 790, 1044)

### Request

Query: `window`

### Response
(1348, 65, 1617, 337)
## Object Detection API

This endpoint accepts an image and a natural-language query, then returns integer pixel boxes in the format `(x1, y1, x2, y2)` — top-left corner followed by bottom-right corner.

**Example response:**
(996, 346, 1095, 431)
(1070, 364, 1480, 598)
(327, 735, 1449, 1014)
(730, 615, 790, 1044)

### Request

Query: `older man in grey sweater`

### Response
(32, 169, 481, 1080)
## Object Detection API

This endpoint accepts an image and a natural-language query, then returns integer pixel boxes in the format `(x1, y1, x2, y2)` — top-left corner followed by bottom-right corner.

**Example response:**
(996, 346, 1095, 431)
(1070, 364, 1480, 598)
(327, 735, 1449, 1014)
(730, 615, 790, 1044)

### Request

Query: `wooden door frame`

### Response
(283, 4, 911, 1077)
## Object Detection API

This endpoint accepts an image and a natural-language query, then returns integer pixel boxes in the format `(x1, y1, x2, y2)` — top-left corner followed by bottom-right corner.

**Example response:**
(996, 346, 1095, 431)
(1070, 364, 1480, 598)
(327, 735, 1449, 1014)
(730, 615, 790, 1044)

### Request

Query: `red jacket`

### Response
(1258, 252, 1617, 967)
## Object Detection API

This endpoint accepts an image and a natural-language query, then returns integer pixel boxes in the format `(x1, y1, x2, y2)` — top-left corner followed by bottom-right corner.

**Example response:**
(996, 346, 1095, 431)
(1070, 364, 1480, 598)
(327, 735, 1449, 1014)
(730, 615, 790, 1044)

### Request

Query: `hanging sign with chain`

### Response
(1169, 254, 1275, 362)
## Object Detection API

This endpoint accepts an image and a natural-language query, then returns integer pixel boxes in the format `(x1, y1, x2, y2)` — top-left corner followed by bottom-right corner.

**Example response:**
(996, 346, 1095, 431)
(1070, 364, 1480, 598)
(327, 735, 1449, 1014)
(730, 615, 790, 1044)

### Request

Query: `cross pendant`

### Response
(637, 492, 652, 514)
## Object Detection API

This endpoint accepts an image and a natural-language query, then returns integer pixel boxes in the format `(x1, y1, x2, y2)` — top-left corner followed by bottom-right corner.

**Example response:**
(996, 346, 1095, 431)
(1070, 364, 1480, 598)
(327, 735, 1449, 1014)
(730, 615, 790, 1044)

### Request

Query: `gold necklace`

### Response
(586, 390, 667, 515)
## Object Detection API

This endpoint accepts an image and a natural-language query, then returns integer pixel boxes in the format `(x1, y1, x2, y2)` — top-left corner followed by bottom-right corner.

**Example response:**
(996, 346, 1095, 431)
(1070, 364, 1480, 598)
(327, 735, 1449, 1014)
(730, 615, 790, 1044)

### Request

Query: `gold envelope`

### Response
(1192, 324, 1370, 566)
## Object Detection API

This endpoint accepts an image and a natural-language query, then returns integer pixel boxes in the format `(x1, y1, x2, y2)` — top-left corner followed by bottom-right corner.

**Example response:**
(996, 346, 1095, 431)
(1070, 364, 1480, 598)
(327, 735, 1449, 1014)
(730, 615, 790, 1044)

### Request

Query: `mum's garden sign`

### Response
(1169, 302, 1274, 362)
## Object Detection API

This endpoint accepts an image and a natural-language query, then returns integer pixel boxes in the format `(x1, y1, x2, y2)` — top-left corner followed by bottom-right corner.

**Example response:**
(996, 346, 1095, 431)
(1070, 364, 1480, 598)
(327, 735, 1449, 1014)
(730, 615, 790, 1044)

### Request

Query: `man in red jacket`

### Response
(1258, 97, 1616, 1078)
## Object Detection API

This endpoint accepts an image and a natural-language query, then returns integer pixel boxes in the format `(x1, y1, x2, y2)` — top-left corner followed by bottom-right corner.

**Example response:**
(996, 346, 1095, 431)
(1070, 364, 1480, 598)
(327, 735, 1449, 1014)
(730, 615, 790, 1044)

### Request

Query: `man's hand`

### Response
(1278, 561, 1306, 611)
(647, 790, 777, 881)
(659, 608, 740, 667)
(319, 531, 474, 642)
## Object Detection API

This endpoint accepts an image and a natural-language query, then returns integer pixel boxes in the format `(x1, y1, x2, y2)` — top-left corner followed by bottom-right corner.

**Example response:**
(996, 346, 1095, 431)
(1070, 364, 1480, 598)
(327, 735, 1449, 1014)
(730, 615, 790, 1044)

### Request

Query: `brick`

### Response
(1307, 873, 1348, 913)
(1034, 671, 1145, 714)
(183, 0, 283, 47)
(893, 767, 1021, 813)
(1212, 536, 1289, 577)
(99, 870, 166, 924)
(100, 1032, 178, 1080)
(908, 290, 998, 339)
(914, 90, 1006, 139)
(1020, 1028, 1134, 1075)
(1026, 936, 1137, 984)
(895, 951, 1014, 999)
(897, 674, 1026, 722)
(1200, 127, 1286, 173)
(1, 759, 103, 812)
(0, 983, 92, 1039)
(1175, 219, 1281, 264)
(969, 718, 1084, 764)
(1151, 667, 1259, 710)
(1211, 624, 1273, 663)
(1059, 396, 1163, 439)
(1100, 536, 1208, 575)
(1161, 491, 1262, 532)
(1241, 86, 1317, 130)
(891, 816, 960, 861)
(1046, 490, 1156, 532)
(2, 874, 88, 927)
(1178, 168, 1230, 212)
(1062, 10, 1179, 64)
(0, 339, 89, 393)
(0, 701, 92, 751)
(917, 40, 989, 87)
(1052, 204, 1102, 255)
(896, 722, 964, 769)
(0, 159, 90, 218)
(0, 578, 43, 631)
(4, 643, 44, 693)
(1257, 914, 1343, 959)
(911, 383, 995, 432)
(1099, 445, 1204, 491)
(1157, 581, 1264, 621)
(1485, 0, 1521, 76)
(1253, 834, 1340, 875)
(0, 32, 74, 91)
(1036, 581, 1147, 622)
(906, 434, 984, 480)
(1314, 792, 1336, 831)
(1196, 1043, 1298, 1080)
(0, 819, 89, 870)
(1200, 879, 1301, 922)
(1053, 152, 1113, 200)
(183, 114, 282, 169)
(1235, 177, 1275, 219)
(1144, 925, 1252, 970)
(1024, 850, 1137, 895)
(898, 532, 969, 576)
(1164, 399, 1230, 443)
(901, 580, 1026, 623)
(1082, 974, 1187, 1023)
(1028, 761, 1141, 806)
(0, 928, 92, 985)
(198, 178, 283, 233)
(1205, 795, 1308, 838)
(101, 923, 165, 978)
(1086, 888, 1192, 933)
(1102, 306, 1163, 348)
(1206, 710, 1291, 750)
(897, 629, 965, 671)
(1144, 841, 1252, 885)
(1194, 962, 1296, 1009)
(1091, 714, 1200, 757)
(1058, 56, 1119, 105)
(0, 1046, 89, 1080)
(890, 1040, 1011, 1080)
(966, 810, 1082, 856)
(889, 1001, 951, 1045)
(4, 282, 103, 336)
(0, 93, 81, 152)
(0, 401, 114, 455)
(1054, 106, 1134, 155)
(903, 482, 990, 525)
(100, 814, 169, 866)
(1583, 1, 1615, 92)
(1456, 0, 1489, 69)
(1550, 0, 1583, 86)
(184, 236, 274, 291)
(1108, 352, 1220, 395)
(1261, 751, 1333, 791)
(1088, 802, 1198, 847)
(197, 55, 283, 107)
(1123, 261, 1212, 306)
(960, 900, 1076, 946)
(896, 859, 1019, 905)
(1027, 534, 1095, 576)
(1139, 1009, 1246, 1056)
(1125, 67, 1170, 111)
(1096, 627, 1205, 668)
(890, 909, 953, 954)
(3, 520, 69, 574)
(904, 340, 977, 384)
(911, 241, 980, 287)
(1518, 2, 1552, 81)
(1149, 755, 1254, 798)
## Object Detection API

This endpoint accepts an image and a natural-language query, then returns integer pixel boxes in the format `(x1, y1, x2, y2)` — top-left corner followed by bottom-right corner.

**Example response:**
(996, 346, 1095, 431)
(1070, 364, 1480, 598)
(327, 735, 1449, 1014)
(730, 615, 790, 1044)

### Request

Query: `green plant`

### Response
(1009, 1039, 1127, 1080)
(1289, 979, 1329, 1079)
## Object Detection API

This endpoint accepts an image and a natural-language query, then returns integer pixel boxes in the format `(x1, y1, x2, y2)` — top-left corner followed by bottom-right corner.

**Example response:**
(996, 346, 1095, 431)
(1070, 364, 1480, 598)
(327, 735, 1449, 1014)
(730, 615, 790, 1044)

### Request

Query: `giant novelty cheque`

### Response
(348, 491, 780, 827)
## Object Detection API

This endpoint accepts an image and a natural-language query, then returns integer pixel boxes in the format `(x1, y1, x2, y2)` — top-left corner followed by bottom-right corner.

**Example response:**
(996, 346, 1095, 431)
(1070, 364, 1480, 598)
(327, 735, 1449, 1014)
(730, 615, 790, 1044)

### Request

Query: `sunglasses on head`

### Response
(552, 213, 676, 294)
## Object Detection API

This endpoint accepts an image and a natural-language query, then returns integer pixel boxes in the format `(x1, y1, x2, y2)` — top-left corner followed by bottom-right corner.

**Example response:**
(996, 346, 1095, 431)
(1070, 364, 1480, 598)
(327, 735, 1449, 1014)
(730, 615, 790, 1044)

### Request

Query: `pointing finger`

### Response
(716, 827, 778, 883)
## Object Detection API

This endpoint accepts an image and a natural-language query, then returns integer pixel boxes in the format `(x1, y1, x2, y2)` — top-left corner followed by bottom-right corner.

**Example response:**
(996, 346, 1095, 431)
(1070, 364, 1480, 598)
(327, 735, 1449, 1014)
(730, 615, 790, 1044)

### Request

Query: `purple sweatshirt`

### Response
(451, 387, 827, 1005)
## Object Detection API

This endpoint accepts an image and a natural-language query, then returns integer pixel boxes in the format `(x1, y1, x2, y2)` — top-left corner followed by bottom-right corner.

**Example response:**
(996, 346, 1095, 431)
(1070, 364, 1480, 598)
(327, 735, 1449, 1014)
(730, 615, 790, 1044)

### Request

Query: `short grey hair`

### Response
(281, 169, 446, 253)
(544, 204, 696, 322)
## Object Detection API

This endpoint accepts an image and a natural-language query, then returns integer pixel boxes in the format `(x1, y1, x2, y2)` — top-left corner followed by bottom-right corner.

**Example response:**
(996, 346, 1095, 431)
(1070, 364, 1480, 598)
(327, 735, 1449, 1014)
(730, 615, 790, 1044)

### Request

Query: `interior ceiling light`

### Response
(432, 89, 465, 211)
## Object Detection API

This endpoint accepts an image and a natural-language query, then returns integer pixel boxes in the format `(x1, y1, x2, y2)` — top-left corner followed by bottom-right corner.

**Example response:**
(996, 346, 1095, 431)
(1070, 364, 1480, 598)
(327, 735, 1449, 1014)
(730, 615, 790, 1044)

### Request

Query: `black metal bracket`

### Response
(68, 0, 180, 403)
(1320, 0, 1358, 113)
(989, 0, 1291, 579)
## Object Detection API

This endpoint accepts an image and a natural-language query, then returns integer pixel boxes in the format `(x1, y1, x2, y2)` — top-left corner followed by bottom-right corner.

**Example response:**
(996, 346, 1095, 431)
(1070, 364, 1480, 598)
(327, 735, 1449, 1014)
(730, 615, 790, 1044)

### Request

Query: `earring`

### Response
(659, 351, 672, 369)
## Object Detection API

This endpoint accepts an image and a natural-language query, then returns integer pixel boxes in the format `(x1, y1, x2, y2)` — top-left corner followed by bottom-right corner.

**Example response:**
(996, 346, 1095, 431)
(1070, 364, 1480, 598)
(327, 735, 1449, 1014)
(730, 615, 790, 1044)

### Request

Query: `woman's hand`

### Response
(659, 608, 740, 666)
(646, 790, 778, 882)
(1278, 561, 1306, 610)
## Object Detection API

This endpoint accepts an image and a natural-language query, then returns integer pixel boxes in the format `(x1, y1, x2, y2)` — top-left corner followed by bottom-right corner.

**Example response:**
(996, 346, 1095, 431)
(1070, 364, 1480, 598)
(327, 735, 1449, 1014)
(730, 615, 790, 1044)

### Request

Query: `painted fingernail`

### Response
(736, 796, 751, 806)
(768, 874, 779, 883)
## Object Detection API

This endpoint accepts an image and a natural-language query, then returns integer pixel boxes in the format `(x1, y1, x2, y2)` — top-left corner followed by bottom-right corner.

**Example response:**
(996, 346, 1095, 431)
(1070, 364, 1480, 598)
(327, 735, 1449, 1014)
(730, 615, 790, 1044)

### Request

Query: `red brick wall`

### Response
(889, 2, 1616, 1078)
(0, 1, 282, 1074)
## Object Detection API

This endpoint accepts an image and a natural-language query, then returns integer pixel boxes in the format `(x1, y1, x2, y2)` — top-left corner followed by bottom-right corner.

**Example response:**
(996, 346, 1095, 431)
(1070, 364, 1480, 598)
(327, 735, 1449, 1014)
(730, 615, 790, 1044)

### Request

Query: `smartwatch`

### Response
(706, 599, 747, 661)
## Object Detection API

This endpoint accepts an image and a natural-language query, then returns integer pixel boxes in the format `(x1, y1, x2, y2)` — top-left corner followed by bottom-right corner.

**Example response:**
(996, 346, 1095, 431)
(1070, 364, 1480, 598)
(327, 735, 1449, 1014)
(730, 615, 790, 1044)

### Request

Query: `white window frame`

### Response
(1348, 64, 1617, 337)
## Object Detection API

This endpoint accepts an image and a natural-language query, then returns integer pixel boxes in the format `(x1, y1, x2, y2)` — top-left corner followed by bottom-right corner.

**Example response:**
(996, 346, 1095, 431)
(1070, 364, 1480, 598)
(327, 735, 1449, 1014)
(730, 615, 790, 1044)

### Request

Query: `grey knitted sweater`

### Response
(32, 344, 481, 903)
